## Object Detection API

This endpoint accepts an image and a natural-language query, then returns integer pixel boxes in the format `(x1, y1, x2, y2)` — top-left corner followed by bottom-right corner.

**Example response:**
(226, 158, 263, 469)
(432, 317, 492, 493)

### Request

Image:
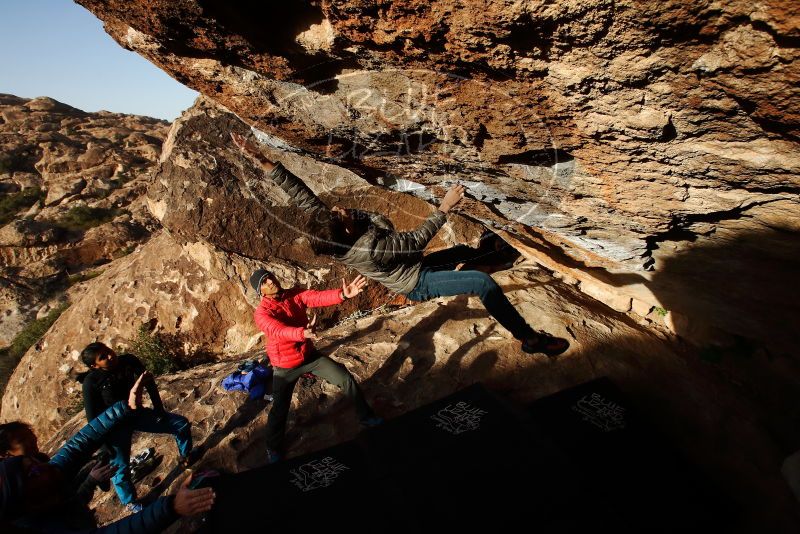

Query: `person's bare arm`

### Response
(303, 314, 319, 342)
(130, 355, 165, 412)
(173, 475, 216, 516)
(128, 372, 149, 410)
(438, 183, 465, 213)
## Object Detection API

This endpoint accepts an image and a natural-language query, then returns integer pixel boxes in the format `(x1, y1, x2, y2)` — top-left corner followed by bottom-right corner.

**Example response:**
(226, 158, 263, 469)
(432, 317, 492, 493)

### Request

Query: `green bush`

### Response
(0, 301, 70, 395)
(0, 187, 43, 226)
(0, 150, 33, 175)
(129, 323, 179, 376)
(55, 205, 123, 232)
(112, 244, 137, 259)
(67, 270, 102, 287)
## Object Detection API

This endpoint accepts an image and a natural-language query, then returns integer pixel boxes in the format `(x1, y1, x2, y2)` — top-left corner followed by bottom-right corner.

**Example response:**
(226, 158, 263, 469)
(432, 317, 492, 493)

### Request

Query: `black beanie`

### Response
(249, 269, 272, 297)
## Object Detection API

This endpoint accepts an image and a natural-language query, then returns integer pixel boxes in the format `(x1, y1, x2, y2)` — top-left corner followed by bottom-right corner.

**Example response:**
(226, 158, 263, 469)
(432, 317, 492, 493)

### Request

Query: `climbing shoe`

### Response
(130, 448, 158, 483)
(522, 333, 570, 357)
(131, 447, 155, 466)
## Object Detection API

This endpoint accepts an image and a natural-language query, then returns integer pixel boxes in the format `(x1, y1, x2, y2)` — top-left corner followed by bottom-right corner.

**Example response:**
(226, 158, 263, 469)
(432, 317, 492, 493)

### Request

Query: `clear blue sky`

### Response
(0, 0, 197, 121)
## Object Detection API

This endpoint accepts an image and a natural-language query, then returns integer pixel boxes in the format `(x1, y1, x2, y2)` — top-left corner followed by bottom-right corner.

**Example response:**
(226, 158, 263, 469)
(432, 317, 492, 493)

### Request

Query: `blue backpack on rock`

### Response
(221, 360, 273, 401)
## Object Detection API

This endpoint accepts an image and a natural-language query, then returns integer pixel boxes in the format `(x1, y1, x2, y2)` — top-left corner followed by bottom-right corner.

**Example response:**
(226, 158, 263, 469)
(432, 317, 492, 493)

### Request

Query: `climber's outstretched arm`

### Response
(370, 184, 465, 265)
(231, 132, 328, 214)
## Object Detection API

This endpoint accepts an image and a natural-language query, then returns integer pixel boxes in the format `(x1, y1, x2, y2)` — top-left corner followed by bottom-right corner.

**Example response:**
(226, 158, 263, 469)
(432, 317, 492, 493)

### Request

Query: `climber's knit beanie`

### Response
(249, 269, 272, 297)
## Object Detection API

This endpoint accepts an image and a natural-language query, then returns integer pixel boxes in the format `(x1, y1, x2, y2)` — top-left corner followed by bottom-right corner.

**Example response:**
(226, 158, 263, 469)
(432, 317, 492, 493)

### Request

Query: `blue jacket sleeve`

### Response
(90, 496, 178, 534)
(49, 401, 130, 479)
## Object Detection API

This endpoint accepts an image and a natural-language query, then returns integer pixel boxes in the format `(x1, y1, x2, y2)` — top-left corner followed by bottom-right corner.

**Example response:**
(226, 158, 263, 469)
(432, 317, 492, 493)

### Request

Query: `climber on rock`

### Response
(249, 268, 383, 464)
(77, 342, 198, 513)
(233, 132, 569, 357)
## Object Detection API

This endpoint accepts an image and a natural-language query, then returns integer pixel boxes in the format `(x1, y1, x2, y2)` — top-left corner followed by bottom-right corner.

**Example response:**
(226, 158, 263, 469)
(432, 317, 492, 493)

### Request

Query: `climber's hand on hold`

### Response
(440, 184, 466, 213)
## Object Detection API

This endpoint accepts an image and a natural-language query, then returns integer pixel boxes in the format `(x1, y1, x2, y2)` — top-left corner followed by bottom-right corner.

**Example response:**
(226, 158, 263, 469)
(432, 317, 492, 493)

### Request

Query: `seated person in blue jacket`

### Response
(0, 374, 215, 533)
(0, 421, 113, 505)
(78, 342, 196, 513)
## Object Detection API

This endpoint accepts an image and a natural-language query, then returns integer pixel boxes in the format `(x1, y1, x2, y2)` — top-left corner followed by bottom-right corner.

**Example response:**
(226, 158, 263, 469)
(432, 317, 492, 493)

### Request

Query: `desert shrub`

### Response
(67, 270, 102, 287)
(0, 150, 34, 175)
(129, 323, 179, 376)
(55, 205, 123, 232)
(0, 187, 43, 226)
(112, 244, 137, 259)
(64, 396, 85, 419)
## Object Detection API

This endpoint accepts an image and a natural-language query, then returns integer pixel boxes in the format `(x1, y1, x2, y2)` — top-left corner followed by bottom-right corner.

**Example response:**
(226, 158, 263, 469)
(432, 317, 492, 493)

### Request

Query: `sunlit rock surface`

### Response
(74, 0, 800, 355)
(2, 1, 800, 531)
(0, 94, 168, 347)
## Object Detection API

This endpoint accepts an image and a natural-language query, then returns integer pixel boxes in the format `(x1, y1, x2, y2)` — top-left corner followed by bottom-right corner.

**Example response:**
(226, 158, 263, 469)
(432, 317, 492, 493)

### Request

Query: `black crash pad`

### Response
(206, 380, 733, 533)
(359, 384, 586, 529)
(528, 377, 736, 532)
(208, 439, 389, 532)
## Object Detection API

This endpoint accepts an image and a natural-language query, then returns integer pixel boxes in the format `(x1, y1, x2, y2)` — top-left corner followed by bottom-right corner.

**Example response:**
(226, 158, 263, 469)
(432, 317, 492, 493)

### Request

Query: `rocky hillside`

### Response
(1, 1, 799, 531)
(0, 94, 169, 387)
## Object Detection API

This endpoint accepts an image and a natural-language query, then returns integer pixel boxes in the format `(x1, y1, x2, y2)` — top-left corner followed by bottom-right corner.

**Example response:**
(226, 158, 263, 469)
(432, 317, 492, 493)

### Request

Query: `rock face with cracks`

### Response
(74, 0, 800, 356)
(2, 1, 800, 531)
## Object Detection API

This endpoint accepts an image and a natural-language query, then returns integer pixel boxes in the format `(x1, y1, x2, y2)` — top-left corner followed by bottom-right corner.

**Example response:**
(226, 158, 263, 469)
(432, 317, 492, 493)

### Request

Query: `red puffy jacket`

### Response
(254, 287, 343, 369)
